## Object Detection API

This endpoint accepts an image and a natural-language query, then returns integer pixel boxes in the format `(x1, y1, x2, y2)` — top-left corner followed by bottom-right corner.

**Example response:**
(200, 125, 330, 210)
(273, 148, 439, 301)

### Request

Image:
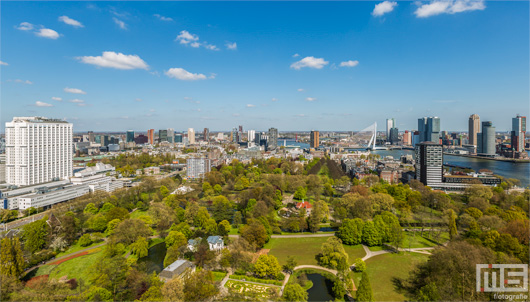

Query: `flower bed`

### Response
(224, 280, 278, 298)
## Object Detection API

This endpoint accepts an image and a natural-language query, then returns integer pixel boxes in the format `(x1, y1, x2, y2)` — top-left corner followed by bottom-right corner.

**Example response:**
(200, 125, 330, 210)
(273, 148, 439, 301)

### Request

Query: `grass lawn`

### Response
(342, 245, 366, 264)
(213, 271, 227, 282)
(353, 252, 429, 301)
(130, 209, 149, 219)
(228, 227, 239, 235)
(149, 237, 165, 248)
(47, 247, 105, 283)
(55, 240, 103, 258)
(368, 246, 385, 252)
(400, 231, 444, 249)
(265, 237, 328, 266)
(279, 231, 335, 235)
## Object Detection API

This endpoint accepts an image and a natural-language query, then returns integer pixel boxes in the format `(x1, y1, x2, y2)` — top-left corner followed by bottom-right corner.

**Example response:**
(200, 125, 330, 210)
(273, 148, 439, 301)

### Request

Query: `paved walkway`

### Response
(293, 265, 338, 275)
(229, 233, 334, 239)
(358, 245, 434, 263)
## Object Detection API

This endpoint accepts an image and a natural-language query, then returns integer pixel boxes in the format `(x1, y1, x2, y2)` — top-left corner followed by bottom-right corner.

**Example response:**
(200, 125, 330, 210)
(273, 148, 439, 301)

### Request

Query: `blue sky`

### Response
(1, 1, 528, 132)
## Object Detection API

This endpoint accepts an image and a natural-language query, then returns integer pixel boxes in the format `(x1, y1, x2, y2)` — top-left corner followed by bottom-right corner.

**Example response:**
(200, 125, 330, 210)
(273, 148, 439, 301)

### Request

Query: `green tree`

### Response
(211, 195, 234, 222)
(183, 270, 219, 302)
(213, 184, 223, 195)
(99, 202, 115, 213)
(218, 220, 231, 236)
(354, 258, 366, 272)
(204, 218, 218, 235)
(283, 256, 297, 274)
(79, 234, 92, 247)
(446, 209, 458, 239)
(164, 245, 181, 267)
(113, 219, 151, 245)
(161, 277, 184, 302)
(318, 236, 349, 271)
(356, 271, 374, 302)
(240, 219, 268, 249)
(337, 218, 364, 245)
(233, 211, 243, 228)
(83, 286, 113, 302)
(361, 221, 382, 246)
(84, 203, 99, 215)
(160, 185, 170, 197)
(0, 237, 25, 277)
(416, 282, 441, 301)
(194, 207, 210, 228)
(107, 219, 121, 235)
(202, 182, 214, 197)
(22, 218, 49, 253)
(130, 237, 149, 258)
(86, 214, 108, 232)
(254, 254, 282, 279)
(293, 187, 307, 200)
(282, 283, 308, 302)
(165, 231, 187, 248)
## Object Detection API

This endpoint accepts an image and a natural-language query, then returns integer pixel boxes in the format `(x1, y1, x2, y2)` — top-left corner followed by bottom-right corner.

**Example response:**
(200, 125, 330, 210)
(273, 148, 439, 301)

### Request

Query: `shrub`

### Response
(354, 258, 366, 272)
(78, 234, 92, 247)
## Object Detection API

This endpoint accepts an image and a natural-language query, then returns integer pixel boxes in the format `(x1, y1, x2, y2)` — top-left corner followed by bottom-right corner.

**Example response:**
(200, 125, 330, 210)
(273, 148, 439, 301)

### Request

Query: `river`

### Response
(372, 150, 530, 187)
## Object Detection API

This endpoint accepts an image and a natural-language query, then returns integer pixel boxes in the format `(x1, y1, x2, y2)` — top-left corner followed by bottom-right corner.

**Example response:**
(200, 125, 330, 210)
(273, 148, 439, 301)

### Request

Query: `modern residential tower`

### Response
(468, 114, 480, 146)
(414, 141, 443, 187)
(477, 121, 496, 156)
(511, 115, 526, 152)
(310, 130, 320, 148)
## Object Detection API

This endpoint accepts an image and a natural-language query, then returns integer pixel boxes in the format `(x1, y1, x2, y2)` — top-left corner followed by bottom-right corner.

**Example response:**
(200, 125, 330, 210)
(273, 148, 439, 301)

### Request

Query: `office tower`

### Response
(188, 128, 195, 144)
(254, 132, 262, 145)
(174, 133, 183, 143)
(389, 128, 399, 144)
(418, 117, 440, 143)
(167, 128, 175, 143)
(477, 121, 496, 156)
(511, 115, 526, 152)
(268, 128, 278, 150)
(468, 114, 480, 146)
(158, 129, 168, 143)
(88, 131, 95, 144)
(126, 130, 135, 143)
(403, 130, 411, 145)
(187, 158, 211, 179)
(203, 128, 210, 142)
(238, 125, 243, 133)
(414, 141, 443, 187)
(310, 130, 320, 148)
(386, 118, 395, 139)
(231, 128, 238, 143)
(147, 129, 154, 145)
(95, 135, 101, 144)
(248, 130, 256, 143)
(101, 135, 110, 147)
(5, 117, 73, 186)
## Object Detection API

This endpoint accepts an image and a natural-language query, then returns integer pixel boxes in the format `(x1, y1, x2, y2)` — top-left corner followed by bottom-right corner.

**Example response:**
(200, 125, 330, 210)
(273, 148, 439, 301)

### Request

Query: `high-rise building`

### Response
(101, 135, 110, 147)
(126, 130, 135, 143)
(254, 132, 262, 145)
(231, 128, 238, 143)
(418, 117, 440, 143)
(147, 129, 154, 145)
(167, 128, 175, 143)
(511, 115, 526, 152)
(5, 117, 73, 186)
(415, 141, 443, 187)
(468, 114, 480, 147)
(247, 130, 255, 143)
(88, 131, 95, 143)
(389, 128, 399, 144)
(403, 130, 412, 145)
(310, 130, 320, 148)
(158, 129, 168, 143)
(477, 121, 496, 156)
(386, 118, 395, 139)
(187, 158, 211, 179)
(203, 128, 210, 142)
(174, 133, 183, 143)
(268, 128, 278, 150)
(188, 128, 195, 144)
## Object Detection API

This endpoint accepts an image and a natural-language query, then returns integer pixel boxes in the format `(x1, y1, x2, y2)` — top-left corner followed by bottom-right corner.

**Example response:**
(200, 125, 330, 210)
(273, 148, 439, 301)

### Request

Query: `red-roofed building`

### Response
(296, 201, 312, 215)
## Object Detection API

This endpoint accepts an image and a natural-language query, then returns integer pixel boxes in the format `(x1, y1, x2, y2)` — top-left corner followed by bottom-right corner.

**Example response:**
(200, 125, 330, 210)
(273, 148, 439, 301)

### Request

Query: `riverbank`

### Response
(443, 153, 530, 163)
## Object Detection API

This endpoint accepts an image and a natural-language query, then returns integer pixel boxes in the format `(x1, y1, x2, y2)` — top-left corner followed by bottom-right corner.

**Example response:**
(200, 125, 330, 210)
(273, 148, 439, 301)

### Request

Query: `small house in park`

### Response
(207, 236, 224, 251)
(159, 260, 195, 280)
(187, 238, 201, 252)
(296, 201, 312, 214)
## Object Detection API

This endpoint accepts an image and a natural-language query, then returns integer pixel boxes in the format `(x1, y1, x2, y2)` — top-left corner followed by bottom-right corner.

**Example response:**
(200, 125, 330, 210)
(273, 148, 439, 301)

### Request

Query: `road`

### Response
(2, 212, 49, 232)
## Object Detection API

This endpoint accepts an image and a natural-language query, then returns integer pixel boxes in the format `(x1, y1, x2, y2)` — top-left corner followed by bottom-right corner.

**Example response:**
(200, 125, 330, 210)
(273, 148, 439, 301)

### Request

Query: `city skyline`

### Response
(1, 1, 529, 131)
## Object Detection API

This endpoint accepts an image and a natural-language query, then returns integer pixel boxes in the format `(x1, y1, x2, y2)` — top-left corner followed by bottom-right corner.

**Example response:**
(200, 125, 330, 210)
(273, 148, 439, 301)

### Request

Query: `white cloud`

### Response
(415, 0, 485, 18)
(184, 96, 193, 100)
(154, 14, 173, 21)
(12, 79, 33, 84)
(16, 22, 34, 31)
(58, 16, 84, 28)
(36, 28, 60, 39)
(306, 97, 317, 102)
(293, 53, 300, 58)
(51, 97, 62, 101)
(246, 104, 256, 108)
(176, 30, 199, 45)
(340, 60, 359, 67)
(204, 43, 219, 51)
(77, 51, 149, 70)
(69, 99, 85, 103)
(135, 98, 142, 102)
(372, 1, 398, 16)
(208, 73, 217, 79)
(190, 42, 201, 48)
(113, 17, 127, 30)
(297, 88, 304, 92)
(64, 87, 86, 94)
(290, 56, 329, 70)
(165, 68, 208, 81)
(271, 98, 278, 102)
(226, 42, 237, 50)
(0, 61, 8, 66)
(35, 101, 53, 107)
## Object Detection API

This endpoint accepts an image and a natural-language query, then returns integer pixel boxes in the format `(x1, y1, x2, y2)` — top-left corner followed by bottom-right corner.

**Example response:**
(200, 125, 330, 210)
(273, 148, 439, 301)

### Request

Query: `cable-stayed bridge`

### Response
(349, 122, 387, 150)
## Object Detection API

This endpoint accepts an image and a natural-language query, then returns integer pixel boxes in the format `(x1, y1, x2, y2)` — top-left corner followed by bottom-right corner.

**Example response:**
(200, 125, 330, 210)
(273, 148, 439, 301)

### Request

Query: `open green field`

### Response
(400, 231, 447, 249)
(34, 247, 105, 283)
(130, 209, 149, 219)
(265, 237, 366, 266)
(353, 252, 429, 301)
(55, 240, 104, 258)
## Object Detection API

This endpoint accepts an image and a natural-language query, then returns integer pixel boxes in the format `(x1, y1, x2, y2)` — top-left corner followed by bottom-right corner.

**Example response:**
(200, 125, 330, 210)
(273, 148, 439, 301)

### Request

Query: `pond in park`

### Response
(306, 273, 334, 302)
(137, 242, 167, 274)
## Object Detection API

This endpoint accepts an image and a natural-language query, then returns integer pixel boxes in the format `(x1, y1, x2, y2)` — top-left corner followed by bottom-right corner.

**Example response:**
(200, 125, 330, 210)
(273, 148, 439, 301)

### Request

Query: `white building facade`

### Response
(5, 117, 73, 186)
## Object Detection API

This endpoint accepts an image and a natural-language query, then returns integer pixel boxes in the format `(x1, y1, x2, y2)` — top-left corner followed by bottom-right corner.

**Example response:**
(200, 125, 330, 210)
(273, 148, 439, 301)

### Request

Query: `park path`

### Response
(359, 245, 435, 263)
(229, 233, 334, 239)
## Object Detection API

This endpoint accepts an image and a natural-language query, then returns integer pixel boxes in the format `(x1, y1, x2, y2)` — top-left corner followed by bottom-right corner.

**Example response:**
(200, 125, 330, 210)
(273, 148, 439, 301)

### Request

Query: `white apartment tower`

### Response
(187, 128, 195, 144)
(5, 117, 73, 186)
